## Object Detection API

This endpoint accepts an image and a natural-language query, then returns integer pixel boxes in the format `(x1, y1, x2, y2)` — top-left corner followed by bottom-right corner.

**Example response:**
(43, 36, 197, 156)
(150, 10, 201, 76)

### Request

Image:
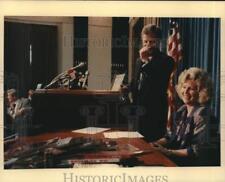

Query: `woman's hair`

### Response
(176, 67, 213, 104)
(141, 24, 162, 39)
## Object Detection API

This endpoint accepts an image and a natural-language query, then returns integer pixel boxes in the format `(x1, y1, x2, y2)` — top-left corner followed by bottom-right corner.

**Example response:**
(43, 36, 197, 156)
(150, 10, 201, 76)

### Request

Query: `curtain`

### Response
(159, 18, 220, 123)
(4, 22, 31, 97)
(4, 22, 57, 97)
(30, 24, 58, 89)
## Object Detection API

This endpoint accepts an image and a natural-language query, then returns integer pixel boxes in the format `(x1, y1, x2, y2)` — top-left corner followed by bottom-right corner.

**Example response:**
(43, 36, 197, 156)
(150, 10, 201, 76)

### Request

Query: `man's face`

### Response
(142, 34, 160, 56)
(7, 93, 16, 103)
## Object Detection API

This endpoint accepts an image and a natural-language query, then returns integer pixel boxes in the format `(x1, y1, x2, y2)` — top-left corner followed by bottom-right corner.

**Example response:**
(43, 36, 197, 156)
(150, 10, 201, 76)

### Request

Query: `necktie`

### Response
(138, 62, 148, 90)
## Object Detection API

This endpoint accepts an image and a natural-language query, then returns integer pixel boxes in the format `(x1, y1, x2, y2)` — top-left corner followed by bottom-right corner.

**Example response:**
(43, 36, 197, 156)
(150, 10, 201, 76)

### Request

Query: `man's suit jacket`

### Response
(130, 50, 174, 141)
(131, 50, 174, 106)
(8, 98, 31, 119)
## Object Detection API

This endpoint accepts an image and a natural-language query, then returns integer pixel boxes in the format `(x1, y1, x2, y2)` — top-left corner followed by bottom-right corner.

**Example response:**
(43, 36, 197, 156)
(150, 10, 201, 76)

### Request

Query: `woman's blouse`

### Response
(165, 104, 210, 158)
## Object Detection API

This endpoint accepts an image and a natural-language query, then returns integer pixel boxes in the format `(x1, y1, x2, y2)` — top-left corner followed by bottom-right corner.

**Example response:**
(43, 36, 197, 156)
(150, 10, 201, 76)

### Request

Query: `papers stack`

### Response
(72, 127, 110, 134)
(104, 131, 143, 139)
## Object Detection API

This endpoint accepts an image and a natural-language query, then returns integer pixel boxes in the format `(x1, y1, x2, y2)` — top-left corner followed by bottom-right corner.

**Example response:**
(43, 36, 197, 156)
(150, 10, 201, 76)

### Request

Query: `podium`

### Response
(32, 89, 125, 133)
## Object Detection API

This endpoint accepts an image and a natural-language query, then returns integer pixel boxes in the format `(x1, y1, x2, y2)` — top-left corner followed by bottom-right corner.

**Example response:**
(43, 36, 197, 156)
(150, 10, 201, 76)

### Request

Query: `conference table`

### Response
(4, 129, 176, 168)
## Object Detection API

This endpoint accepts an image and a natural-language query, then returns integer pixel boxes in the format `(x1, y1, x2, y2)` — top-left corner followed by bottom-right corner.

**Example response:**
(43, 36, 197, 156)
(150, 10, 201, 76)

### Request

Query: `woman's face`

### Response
(181, 80, 199, 105)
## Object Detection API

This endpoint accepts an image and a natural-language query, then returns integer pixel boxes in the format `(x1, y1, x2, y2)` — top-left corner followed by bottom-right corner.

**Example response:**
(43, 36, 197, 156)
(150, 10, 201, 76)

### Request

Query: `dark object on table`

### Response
(4, 137, 118, 169)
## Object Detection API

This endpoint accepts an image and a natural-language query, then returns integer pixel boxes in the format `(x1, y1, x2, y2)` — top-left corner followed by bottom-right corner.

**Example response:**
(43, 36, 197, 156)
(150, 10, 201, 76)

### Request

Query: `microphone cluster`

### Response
(44, 62, 88, 89)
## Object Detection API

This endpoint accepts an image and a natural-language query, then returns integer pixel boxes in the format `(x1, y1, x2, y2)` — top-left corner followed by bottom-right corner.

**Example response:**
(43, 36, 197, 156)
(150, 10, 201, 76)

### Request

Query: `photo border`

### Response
(0, 1, 224, 182)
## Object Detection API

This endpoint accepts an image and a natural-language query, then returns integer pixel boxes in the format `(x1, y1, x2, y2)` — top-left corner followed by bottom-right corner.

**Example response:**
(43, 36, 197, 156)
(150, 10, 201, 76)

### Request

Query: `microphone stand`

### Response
(68, 76, 71, 90)
(44, 62, 85, 89)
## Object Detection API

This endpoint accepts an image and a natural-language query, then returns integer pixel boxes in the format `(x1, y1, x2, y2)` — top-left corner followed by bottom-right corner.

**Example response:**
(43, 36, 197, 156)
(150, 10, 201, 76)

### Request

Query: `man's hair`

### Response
(141, 24, 162, 39)
(7, 88, 17, 97)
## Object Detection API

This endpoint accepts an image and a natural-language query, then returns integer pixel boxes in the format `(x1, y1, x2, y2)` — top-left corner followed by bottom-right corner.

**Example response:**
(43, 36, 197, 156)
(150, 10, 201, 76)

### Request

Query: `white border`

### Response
(0, 1, 224, 182)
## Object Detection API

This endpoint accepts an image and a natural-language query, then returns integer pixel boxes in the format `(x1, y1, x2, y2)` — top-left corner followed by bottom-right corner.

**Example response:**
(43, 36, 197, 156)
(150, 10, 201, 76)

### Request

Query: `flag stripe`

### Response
(167, 22, 182, 62)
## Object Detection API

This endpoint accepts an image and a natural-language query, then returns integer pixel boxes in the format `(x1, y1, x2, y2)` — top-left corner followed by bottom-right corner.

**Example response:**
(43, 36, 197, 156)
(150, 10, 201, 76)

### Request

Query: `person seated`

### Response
(151, 67, 213, 166)
(6, 89, 32, 137)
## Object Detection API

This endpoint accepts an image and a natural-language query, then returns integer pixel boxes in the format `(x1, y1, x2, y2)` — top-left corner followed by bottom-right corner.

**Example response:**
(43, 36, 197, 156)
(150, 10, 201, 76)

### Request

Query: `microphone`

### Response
(67, 62, 85, 75)
(70, 62, 85, 71)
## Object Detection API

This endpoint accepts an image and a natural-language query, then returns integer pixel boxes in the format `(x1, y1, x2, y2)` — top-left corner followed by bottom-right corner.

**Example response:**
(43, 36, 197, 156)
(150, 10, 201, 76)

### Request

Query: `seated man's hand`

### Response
(16, 108, 26, 116)
(19, 108, 25, 114)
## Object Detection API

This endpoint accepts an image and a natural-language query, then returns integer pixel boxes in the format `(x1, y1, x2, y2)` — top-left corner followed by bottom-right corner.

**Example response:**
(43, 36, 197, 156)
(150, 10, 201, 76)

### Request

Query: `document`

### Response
(111, 73, 125, 91)
(72, 127, 110, 134)
(103, 131, 143, 139)
(73, 163, 120, 168)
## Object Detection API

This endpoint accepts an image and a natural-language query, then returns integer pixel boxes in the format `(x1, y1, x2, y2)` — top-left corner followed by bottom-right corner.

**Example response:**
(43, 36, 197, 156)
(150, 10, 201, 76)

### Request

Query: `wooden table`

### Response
(4, 130, 177, 168)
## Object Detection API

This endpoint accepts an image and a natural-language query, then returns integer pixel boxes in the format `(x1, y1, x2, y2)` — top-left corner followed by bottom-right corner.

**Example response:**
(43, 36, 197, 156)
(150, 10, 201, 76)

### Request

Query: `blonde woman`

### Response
(152, 67, 213, 166)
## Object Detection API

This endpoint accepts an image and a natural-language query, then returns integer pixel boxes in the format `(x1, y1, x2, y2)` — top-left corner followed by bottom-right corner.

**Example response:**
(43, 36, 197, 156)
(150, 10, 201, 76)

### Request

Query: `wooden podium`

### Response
(32, 89, 125, 133)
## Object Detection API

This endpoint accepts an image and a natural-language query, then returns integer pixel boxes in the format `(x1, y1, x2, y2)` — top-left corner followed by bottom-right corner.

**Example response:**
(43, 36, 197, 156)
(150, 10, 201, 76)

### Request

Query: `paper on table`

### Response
(73, 164, 120, 168)
(103, 131, 143, 139)
(72, 127, 110, 134)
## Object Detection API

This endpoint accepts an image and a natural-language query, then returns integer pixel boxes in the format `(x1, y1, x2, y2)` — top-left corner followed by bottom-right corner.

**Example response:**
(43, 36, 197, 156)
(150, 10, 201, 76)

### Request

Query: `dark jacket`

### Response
(130, 50, 174, 141)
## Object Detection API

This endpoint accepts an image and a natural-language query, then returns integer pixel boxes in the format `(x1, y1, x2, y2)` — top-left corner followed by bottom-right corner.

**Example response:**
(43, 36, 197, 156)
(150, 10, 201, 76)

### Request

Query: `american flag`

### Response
(167, 20, 182, 129)
(167, 20, 182, 62)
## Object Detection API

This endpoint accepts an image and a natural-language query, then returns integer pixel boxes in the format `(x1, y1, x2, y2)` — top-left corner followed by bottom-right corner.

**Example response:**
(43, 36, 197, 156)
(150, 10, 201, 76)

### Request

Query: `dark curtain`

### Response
(4, 22, 31, 97)
(4, 22, 57, 97)
(73, 17, 88, 65)
(159, 18, 220, 124)
(132, 19, 144, 79)
(112, 17, 129, 76)
(30, 24, 57, 89)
